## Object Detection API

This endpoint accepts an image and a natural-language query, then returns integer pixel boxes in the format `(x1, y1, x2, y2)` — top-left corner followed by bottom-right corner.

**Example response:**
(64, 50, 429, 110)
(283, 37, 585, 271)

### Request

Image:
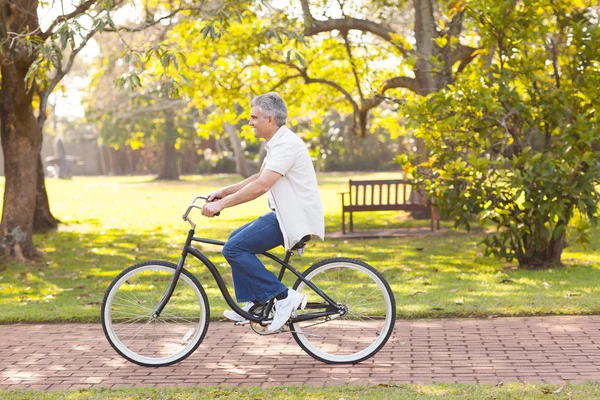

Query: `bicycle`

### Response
(101, 195, 396, 367)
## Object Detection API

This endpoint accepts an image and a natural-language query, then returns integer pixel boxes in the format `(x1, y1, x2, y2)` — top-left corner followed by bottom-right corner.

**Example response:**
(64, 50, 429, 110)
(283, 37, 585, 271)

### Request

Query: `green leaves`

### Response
(285, 49, 305, 67)
(201, 24, 219, 40)
(401, 0, 600, 268)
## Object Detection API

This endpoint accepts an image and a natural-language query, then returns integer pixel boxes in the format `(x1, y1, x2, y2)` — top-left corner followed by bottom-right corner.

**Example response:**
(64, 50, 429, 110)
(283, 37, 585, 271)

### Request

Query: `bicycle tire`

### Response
(291, 257, 396, 364)
(101, 260, 210, 367)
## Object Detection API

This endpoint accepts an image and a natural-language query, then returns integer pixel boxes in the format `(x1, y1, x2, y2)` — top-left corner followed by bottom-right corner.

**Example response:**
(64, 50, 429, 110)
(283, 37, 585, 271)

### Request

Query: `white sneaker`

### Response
(223, 302, 254, 322)
(267, 289, 307, 332)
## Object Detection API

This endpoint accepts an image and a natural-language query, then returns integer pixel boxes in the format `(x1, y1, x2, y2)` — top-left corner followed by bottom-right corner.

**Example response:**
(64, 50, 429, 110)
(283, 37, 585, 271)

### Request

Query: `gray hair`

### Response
(251, 92, 287, 127)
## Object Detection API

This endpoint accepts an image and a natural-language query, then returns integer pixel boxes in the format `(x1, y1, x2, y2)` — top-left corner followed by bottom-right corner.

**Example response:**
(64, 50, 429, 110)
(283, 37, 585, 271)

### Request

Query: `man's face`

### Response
(249, 106, 275, 139)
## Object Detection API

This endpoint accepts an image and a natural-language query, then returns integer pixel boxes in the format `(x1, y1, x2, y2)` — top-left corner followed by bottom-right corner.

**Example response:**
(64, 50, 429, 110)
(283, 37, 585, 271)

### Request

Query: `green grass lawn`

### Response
(0, 173, 598, 323)
(3, 383, 600, 399)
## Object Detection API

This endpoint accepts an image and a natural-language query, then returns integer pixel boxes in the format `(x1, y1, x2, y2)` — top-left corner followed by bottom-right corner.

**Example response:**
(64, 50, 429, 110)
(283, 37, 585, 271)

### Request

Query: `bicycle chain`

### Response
(247, 302, 341, 334)
(290, 315, 339, 330)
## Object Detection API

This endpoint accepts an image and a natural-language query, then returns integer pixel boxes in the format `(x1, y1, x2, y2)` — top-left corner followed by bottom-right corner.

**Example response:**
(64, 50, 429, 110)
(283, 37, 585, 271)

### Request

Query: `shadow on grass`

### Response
(1, 223, 599, 323)
(0, 226, 305, 323)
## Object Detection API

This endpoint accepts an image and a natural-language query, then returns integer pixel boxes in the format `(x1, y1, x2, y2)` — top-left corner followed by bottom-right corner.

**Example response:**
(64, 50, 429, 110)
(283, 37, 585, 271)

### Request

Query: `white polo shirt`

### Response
(263, 125, 325, 250)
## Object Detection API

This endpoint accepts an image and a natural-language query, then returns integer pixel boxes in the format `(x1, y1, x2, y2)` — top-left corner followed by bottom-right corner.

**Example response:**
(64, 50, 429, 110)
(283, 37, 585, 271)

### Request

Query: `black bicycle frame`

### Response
(153, 228, 342, 325)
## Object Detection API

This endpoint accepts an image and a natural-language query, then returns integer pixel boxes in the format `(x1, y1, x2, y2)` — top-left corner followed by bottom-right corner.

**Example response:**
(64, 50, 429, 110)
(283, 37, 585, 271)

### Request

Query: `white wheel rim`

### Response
(104, 265, 206, 365)
(294, 261, 393, 363)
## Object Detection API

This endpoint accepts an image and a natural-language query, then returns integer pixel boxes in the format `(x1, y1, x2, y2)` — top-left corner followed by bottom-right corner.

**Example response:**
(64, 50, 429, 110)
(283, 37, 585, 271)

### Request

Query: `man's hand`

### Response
(208, 189, 226, 202)
(202, 200, 223, 218)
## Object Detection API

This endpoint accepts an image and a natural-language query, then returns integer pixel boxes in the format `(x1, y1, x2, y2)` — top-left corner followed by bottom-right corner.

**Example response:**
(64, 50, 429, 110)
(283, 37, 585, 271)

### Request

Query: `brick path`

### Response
(1, 316, 600, 390)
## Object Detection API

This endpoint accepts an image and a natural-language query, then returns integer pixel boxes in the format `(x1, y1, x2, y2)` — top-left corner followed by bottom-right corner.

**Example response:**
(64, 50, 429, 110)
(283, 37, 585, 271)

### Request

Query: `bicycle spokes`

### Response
(291, 259, 395, 364)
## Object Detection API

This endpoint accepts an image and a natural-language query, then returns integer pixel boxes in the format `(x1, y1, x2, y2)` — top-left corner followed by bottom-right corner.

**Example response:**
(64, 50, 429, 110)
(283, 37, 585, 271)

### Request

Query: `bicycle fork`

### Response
(152, 229, 195, 318)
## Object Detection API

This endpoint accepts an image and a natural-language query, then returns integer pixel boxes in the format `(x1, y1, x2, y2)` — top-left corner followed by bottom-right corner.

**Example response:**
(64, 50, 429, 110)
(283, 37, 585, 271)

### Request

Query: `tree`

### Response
(167, 8, 362, 178)
(87, 88, 198, 180)
(250, 0, 479, 137)
(205, 0, 481, 214)
(0, 0, 243, 261)
(402, 0, 600, 268)
(86, 36, 194, 180)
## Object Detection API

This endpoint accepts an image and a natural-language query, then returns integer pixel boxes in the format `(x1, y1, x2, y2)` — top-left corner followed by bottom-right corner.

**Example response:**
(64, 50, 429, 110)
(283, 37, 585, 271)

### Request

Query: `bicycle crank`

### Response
(248, 304, 275, 335)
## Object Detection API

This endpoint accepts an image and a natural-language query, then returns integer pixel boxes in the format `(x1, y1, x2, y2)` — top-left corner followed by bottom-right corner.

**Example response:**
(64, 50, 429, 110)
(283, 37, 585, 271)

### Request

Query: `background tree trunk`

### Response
(224, 123, 259, 178)
(410, 0, 442, 218)
(33, 155, 60, 233)
(413, 0, 440, 96)
(157, 109, 179, 180)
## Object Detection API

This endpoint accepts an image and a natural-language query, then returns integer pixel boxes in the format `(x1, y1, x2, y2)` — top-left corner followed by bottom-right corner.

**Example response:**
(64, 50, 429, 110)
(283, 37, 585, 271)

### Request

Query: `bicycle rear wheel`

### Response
(101, 261, 209, 367)
(291, 258, 395, 364)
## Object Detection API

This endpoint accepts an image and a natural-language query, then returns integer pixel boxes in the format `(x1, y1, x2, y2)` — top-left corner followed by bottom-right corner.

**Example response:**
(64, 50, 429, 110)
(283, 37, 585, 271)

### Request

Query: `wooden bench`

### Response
(339, 179, 440, 234)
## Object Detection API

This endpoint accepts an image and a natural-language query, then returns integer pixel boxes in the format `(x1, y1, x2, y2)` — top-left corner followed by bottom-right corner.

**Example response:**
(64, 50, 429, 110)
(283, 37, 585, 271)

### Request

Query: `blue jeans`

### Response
(222, 212, 287, 304)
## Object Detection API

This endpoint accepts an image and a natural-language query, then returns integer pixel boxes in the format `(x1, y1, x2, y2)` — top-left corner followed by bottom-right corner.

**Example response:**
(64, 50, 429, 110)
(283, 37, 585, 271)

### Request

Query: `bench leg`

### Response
(349, 212, 354, 233)
(342, 211, 346, 234)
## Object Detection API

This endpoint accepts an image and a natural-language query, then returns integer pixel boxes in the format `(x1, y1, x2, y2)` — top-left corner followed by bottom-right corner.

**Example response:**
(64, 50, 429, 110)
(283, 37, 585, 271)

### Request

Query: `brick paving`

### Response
(1, 316, 600, 390)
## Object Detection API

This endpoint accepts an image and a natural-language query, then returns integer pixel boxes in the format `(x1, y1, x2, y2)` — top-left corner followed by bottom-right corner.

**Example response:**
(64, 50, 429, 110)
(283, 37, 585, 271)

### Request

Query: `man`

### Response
(201, 92, 324, 332)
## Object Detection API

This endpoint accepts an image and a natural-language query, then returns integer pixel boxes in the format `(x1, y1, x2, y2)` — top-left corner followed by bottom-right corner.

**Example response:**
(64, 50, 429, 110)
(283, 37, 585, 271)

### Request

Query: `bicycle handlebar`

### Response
(182, 195, 220, 228)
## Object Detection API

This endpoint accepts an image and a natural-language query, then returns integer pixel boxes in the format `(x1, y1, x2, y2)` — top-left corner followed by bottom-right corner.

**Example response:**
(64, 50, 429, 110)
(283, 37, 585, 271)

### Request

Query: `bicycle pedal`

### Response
(234, 320, 250, 326)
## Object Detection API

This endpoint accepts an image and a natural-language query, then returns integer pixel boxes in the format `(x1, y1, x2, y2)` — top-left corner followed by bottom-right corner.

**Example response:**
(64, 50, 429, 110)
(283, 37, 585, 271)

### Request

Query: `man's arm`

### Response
(208, 173, 260, 201)
(202, 170, 281, 217)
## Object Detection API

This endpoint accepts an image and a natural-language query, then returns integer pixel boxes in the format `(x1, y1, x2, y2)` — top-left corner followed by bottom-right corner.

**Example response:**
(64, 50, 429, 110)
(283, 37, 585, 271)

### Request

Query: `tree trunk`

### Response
(157, 109, 179, 180)
(224, 123, 259, 178)
(409, 0, 443, 218)
(257, 141, 267, 167)
(413, 0, 440, 96)
(0, 63, 42, 261)
(108, 147, 120, 175)
(99, 145, 109, 175)
(33, 155, 60, 233)
(520, 227, 566, 269)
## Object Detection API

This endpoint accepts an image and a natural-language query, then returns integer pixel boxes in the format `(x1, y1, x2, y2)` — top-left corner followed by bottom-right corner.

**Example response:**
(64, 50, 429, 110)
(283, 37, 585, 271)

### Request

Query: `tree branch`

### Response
(268, 74, 302, 92)
(548, 36, 561, 89)
(103, 9, 182, 33)
(300, 0, 409, 57)
(451, 44, 478, 74)
(381, 75, 420, 94)
(341, 31, 364, 101)
(41, 0, 99, 40)
(447, 11, 465, 39)
(262, 54, 363, 131)
(299, 0, 314, 25)
(263, 57, 305, 74)
(38, 25, 99, 129)
(301, 74, 359, 114)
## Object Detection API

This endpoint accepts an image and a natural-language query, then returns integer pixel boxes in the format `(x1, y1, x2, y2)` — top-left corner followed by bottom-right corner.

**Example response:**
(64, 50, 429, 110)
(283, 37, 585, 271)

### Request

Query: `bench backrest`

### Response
(349, 179, 426, 207)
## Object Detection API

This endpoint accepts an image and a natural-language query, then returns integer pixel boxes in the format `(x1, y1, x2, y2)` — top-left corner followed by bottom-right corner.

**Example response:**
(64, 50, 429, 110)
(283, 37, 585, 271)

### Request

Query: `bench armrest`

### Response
(339, 191, 349, 207)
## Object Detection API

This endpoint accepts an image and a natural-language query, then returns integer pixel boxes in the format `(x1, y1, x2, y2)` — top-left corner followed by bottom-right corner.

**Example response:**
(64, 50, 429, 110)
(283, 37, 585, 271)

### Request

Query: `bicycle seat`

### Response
(291, 235, 311, 251)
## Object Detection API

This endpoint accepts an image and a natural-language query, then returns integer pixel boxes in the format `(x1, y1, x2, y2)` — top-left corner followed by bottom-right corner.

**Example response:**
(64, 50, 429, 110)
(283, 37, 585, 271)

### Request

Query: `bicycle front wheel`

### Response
(291, 258, 395, 364)
(101, 261, 210, 367)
